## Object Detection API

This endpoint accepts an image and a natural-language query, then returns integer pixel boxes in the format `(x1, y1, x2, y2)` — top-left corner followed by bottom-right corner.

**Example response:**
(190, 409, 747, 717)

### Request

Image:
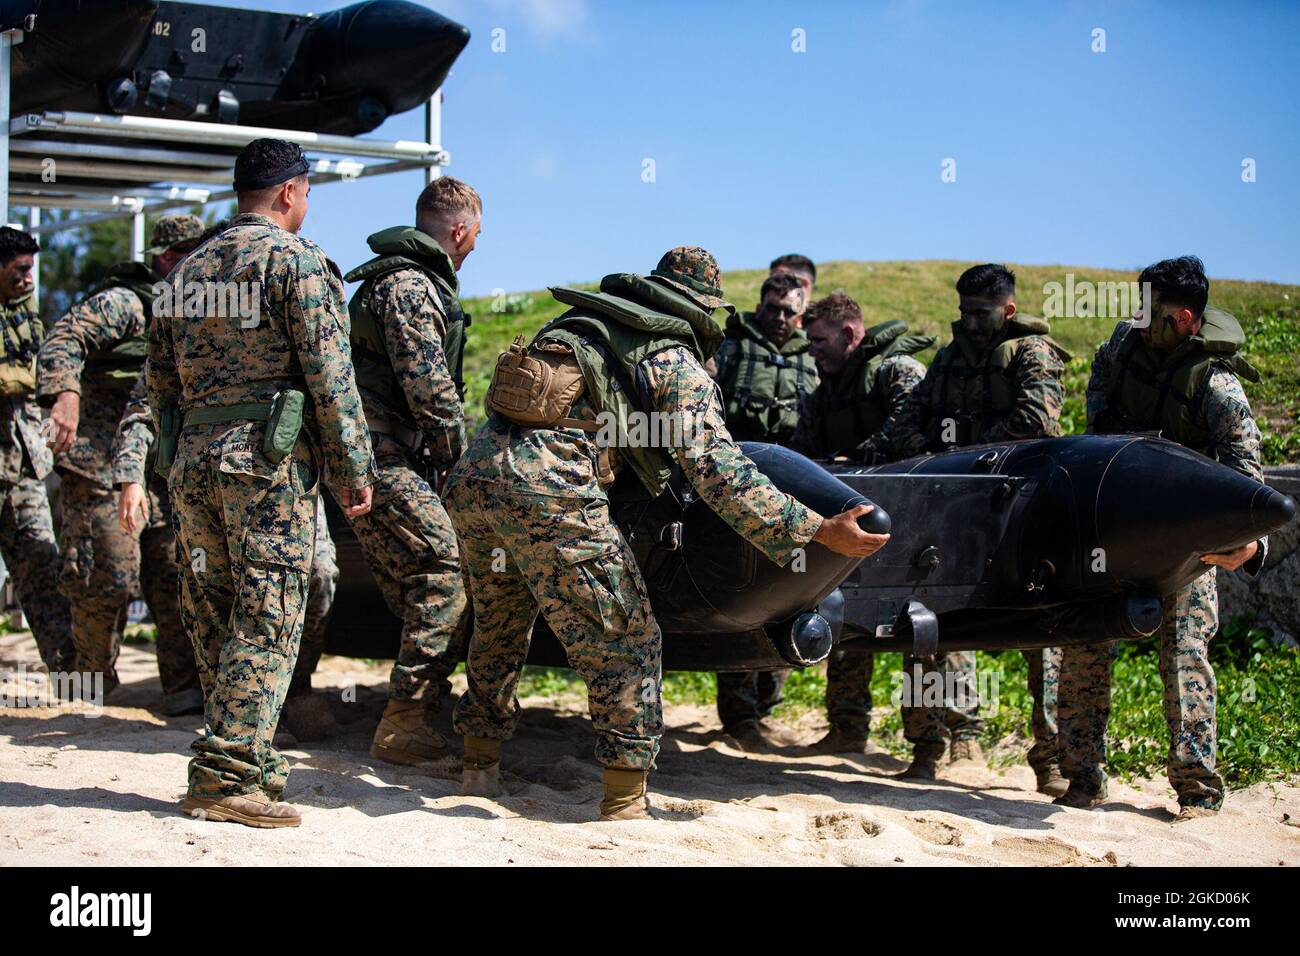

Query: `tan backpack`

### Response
(487, 335, 600, 432)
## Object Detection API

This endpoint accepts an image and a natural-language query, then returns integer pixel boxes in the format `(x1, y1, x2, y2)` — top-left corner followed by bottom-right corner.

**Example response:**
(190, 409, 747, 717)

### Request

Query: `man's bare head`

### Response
(416, 176, 483, 271)
(755, 271, 806, 346)
(802, 290, 865, 375)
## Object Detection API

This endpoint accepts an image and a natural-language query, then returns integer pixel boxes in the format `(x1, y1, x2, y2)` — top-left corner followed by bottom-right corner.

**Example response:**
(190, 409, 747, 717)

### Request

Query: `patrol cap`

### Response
(143, 214, 205, 255)
(650, 246, 729, 311)
(232, 138, 310, 192)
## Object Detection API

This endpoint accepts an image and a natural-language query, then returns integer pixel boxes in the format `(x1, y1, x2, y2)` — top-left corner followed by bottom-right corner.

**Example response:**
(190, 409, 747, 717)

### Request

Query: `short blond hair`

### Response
(416, 176, 482, 232)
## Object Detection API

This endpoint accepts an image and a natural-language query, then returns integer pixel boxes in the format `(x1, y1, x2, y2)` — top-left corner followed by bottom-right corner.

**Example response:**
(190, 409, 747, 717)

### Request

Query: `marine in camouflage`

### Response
(0, 290, 72, 670)
(1058, 315, 1267, 807)
(344, 260, 468, 707)
(115, 368, 337, 704)
(886, 300, 1065, 766)
(37, 271, 193, 695)
(148, 212, 373, 799)
(448, 307, 823, 770)
(890, 324, 1068, 459)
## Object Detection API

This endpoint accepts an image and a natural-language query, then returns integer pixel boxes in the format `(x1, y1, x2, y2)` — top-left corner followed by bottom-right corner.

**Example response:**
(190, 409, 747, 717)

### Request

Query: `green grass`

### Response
(462, 259, 1300, 463)
(507, 620, 1300, 788)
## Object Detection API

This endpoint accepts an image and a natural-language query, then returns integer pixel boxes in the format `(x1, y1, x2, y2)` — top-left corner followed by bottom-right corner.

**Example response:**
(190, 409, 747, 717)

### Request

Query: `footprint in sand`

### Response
(902, 815, 966, 846)
(991, 835, 1095, 866)
(808, 811, 882, 840)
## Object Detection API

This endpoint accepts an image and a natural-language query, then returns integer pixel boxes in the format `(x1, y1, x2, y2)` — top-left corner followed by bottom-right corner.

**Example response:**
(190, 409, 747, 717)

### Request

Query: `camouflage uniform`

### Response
(37, 259, 198, 697)
(147, 212, 373, 800)
(341, 234, 468, 708)
(110, 370, 197, 699)
(1062, 317, 1266, 806)
(711, 311, 821, 731)
(0, 291, 73, 670)
(286, 499, 338, 699)
(114, 368, 338, 701)
(890, 317, 1069, 760)
(447, 250, 822, 771)
(788, 332, 930, 742)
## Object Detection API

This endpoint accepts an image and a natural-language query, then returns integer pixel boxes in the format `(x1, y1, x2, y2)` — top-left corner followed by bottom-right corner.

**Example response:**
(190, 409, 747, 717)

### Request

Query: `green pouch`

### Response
(153, 406, 181, 478)
(263, 389, 306, 464)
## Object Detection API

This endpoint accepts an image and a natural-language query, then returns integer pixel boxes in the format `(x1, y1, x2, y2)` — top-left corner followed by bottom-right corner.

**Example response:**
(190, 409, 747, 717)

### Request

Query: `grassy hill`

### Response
(461, 260, 1300, 464)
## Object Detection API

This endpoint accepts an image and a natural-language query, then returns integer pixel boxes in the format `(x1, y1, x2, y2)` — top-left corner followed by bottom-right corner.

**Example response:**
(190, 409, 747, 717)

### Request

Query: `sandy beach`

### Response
(2, 632, 1297, 867)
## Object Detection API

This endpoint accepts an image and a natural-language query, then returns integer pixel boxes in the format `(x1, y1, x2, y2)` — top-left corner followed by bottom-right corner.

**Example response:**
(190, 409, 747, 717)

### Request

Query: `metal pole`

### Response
(131, 210, 145, 262)
(0, 29, 22, 223)
(28, 205, 39, 302)
(425, 90, 442, 184)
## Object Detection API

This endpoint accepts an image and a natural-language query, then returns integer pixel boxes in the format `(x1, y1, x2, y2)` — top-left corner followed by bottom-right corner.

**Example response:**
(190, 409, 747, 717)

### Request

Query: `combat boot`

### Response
(370, 698, 447, 765)
(280, 691, 339, 742)
(948, 737, 985, 765)
(1034, 763, 1070, 798)
(181, 791, 301, 828)
(897, 744, 943, 780)
(461, 735, 502, 797)
(807, 726, 869, 755)
(598, 768, 650, 821)
(1053, 779, 1108, 809)
(724, 718, 797, 753)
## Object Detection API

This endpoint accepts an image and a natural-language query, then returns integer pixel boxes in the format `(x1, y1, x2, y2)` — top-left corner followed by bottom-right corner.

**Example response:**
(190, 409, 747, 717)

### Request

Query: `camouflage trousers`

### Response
(445, 479, 663, 770)
(1060, 570, 1223, 806)
(172, 425, 318, 800)
(825, 648, 875, 739)
(57, 473, 197, 697)
(345, 450, 467, 705)
(716, 668, 789, 728)
(1022, 646, 1061, 773)
(894, 648, 1059, 765)
(286, 498, 340, 698)
(1057, 639, 1117, 793)
(899, 650, 983, 757)
(0, 475, 73, 671)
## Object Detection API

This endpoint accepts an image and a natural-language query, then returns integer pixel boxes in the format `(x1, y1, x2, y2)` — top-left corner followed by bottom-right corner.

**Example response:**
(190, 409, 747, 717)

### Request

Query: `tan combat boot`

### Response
(461, 735, 502, 797)
(948, 738, 985, 765)
(598, 768, 651, 821)
(181, 791, 301, 828)
(1034, 764, 1070, 798)
(370, 698, 447, 765)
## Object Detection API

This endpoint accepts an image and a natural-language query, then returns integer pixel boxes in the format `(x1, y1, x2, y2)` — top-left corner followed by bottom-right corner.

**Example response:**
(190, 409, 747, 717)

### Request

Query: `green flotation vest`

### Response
(1102, 306, 1260, 455)
(924, 314, 1071, 447)
(84, 261, 159, 386)
(345, 227, 470, 435)
(715, 310, 819, 443)
(812, 320, 936, 456)
(535, 272, 725, 497)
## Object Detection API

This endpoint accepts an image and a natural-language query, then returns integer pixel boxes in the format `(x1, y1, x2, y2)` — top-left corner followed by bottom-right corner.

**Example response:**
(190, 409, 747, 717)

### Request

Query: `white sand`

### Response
(2, 632, 1297, 867)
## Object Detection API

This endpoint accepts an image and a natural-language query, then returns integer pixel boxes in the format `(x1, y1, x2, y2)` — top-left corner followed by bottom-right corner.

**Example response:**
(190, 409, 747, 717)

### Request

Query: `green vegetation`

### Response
(462, 259, 1300, 463)
(514, 631, 1300, 789)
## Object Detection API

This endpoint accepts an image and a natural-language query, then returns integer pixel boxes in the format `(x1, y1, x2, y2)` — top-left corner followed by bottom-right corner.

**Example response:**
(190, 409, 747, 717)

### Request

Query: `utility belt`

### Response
(154, 389, 306, 478)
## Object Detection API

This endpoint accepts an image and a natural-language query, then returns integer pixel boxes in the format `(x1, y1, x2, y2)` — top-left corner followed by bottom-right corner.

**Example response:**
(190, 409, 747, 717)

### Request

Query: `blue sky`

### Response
(203, 0, 1300, 296)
